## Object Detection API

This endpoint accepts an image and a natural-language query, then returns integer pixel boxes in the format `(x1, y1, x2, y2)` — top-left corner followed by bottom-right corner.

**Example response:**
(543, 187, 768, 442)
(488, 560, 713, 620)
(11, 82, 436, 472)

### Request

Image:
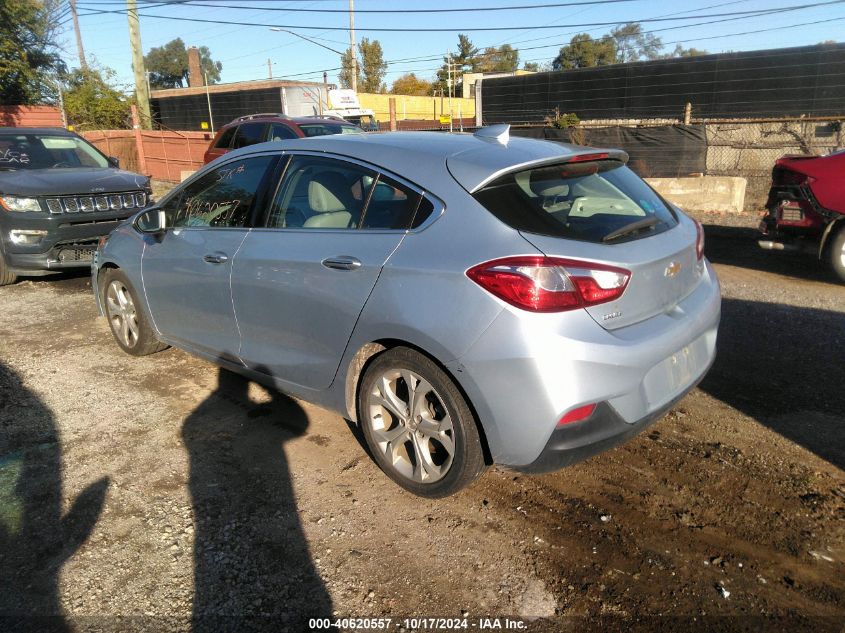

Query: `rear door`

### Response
(142, 154, 278, 358)
(231, 154, 422, 389)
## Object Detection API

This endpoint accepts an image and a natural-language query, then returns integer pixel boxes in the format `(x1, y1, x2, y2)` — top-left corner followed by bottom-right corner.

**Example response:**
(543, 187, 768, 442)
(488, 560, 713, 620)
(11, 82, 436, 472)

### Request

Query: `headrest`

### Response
(529, 169, 569, 198)
(308, 171, 351, 213)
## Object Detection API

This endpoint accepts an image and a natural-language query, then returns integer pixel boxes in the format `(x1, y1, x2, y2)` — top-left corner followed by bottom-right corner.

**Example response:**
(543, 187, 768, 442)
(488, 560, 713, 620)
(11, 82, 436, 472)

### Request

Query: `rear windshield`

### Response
(473, 160, 677, 244)
(298, 124, 362, 137)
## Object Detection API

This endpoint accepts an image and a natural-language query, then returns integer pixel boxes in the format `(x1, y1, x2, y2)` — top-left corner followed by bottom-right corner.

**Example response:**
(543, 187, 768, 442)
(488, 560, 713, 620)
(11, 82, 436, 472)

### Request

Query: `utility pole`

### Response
(349, 0, 357, 93)
(267, 58, 273, 79)
(448, 53, 454, 133)
(70, 0, 87, 69)
(127, 0, 152, 129)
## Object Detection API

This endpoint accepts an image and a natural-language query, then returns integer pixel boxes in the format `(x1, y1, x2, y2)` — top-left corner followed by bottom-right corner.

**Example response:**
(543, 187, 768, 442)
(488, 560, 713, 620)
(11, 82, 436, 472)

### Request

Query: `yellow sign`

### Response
(66, 125, 75, 132)
(439, 115, 452, 124)
(200, 121, 209, 130)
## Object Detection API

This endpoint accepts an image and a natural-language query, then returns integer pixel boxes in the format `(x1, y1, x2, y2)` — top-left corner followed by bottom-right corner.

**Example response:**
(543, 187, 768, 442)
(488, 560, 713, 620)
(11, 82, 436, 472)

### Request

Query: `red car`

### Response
(760, 149, 845, 282)
(203, 113, 363, 164)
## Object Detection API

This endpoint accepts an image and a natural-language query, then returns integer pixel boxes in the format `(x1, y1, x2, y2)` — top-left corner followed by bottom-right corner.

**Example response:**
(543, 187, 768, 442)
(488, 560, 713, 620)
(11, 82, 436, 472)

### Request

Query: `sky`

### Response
(58, 0, 845, 91)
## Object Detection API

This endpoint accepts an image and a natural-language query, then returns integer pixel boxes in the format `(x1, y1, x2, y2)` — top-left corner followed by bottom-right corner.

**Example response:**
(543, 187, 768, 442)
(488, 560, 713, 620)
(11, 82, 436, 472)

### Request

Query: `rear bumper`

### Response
(447, 259, 721, 468)
(516, 362, 710, 473)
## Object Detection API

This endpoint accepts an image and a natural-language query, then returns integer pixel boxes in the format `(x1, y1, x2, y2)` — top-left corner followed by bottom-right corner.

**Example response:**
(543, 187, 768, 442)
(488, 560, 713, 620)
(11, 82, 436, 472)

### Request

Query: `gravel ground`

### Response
(0, 211, 843, 633)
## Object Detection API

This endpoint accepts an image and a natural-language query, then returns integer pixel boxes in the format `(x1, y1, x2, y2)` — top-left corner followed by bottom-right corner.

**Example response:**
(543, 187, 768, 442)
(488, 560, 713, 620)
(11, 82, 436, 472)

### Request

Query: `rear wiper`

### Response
(602, 216, 660, 242)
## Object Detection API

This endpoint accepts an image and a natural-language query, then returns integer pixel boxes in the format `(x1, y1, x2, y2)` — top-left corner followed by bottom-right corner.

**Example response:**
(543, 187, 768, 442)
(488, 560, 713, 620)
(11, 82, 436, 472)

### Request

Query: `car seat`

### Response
(303, 170, 356, 228)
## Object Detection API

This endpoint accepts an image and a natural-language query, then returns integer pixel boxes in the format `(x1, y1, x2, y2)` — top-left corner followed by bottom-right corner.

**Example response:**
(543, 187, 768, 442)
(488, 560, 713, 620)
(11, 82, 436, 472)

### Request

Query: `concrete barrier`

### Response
(645, 176, 747, 214)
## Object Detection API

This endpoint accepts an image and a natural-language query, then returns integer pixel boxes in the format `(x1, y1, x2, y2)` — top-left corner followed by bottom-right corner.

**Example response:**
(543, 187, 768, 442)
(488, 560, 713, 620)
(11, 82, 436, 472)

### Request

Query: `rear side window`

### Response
(270, 123, 298, 140)
(473, 161, 677, 243)
(360, 175, 421, 230)
(232, 123, 267, 149)
(298, 124, 362, 137)
(214, 126, 237, 149)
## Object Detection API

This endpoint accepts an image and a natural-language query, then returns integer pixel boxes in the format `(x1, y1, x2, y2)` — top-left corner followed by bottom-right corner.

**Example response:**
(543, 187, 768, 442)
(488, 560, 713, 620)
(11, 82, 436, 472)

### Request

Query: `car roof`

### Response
(0, 127, 75, 135)
(223, 115, 357, 127)
(233, 131, 618, 192)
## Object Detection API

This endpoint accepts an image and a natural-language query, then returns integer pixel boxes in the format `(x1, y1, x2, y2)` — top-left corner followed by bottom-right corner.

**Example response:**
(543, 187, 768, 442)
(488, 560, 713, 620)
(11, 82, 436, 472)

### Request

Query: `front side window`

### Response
(232, 123, 267, 149)
(0, 133, 108, 170)
(267, 156, 376, 229)
(162, 155, 276, 228)
(473, 161, 677, 243)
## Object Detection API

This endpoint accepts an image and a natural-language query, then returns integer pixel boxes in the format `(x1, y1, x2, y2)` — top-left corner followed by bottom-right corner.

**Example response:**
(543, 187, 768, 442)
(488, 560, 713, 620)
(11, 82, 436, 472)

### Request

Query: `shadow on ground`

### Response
(700, 298, 845, 470)
(703, 224, 839, 283)
(0, 361, 108, 632)
(184, 365, 332, 632)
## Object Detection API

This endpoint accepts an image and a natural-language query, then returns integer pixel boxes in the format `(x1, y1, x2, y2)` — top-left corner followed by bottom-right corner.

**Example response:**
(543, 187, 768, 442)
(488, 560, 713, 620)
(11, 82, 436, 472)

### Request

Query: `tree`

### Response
(390, 73, 432, 96)
(475, 44, 519, 73)
(338, 47, 360, 90)
(610, 23, 662, 63)
(666, 44, 709, 58)
(552, 34, 616, 70)
(359, 38, 387, 93)
(63, 66, 132, 130)
(0, 0, 65, 104)
(435, 34, 479, 92)
(523, 62, 540, 72)
(144, 38, 222, 89)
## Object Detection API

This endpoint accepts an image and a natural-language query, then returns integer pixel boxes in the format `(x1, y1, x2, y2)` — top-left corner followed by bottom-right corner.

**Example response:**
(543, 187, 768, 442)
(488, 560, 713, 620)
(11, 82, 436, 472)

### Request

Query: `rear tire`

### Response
(0, 254, 17, 286)
(101, 268, 168, 356)
(357, 347, 487, 498)
(829, 223, 845, 284)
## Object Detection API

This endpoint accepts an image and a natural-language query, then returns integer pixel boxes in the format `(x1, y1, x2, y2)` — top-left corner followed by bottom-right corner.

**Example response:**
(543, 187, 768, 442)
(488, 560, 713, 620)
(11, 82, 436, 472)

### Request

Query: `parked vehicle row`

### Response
(91, 125, 721, 497)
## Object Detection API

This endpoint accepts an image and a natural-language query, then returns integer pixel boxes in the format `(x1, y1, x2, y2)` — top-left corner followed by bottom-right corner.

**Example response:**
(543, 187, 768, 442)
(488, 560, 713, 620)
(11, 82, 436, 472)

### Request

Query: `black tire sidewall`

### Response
(0, 251, 16, 286)
(357, 347, 485, 498)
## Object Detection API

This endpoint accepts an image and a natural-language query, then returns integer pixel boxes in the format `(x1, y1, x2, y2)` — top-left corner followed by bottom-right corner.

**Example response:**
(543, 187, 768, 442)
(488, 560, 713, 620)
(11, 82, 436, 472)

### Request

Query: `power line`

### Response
(73, 0, 845, 32)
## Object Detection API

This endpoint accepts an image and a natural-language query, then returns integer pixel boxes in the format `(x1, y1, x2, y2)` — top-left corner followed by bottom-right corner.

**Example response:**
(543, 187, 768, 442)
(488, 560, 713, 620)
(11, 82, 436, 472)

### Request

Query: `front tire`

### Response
(357, 347, 487, 498)
(0, 254, 17, 286)
(101, 268, 167, 356)
(828, 223, 845, 283)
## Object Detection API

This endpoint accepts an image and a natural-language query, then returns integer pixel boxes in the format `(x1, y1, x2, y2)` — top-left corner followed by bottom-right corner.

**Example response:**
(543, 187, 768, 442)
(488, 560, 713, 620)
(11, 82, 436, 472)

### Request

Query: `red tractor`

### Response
(759, 149, 845, 282)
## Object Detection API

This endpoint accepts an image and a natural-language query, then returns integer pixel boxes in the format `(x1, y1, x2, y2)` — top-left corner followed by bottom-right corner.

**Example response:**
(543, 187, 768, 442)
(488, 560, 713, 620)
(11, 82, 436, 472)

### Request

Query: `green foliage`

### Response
(359, 38, 387, 93)
(666, 45, 709, 58)
(63, 66, 132, 131)
(544, 108, 580, 129)
(338, 47, 360, 90)
(390, 73, 433, 96)
(144, 38, 222, 89)
(523, 62, 540, 72)
(435, 34, 479, 92)
(475, 44, 519, 74)
(0, 0, 65, 105)
(553, 34, 616, 70)
(611, 23, 662, 63)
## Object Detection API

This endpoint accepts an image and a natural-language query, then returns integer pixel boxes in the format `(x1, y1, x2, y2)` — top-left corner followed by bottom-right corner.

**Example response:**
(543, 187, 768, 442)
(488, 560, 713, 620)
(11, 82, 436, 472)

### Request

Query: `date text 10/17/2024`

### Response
(309, 617, 528, 630)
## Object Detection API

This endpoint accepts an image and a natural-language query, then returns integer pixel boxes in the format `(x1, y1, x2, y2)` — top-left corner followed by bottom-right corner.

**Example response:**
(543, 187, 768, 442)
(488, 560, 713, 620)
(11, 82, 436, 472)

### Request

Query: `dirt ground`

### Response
(0, 211, 843, 633)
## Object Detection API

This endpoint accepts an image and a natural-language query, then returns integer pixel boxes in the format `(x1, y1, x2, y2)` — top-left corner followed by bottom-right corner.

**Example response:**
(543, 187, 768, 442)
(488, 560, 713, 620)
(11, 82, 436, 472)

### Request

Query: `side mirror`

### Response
(134, 208, 167, 235)
(107, 156, 120, 168)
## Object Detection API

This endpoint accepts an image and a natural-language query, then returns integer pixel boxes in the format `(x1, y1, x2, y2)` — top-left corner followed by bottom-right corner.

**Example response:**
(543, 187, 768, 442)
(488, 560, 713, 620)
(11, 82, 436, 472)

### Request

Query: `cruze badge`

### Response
(664, 261, 682, 277)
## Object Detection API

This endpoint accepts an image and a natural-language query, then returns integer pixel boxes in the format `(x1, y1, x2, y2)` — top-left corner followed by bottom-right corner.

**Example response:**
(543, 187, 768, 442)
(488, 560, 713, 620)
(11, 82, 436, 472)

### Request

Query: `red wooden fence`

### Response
(0, 105, 64, 128)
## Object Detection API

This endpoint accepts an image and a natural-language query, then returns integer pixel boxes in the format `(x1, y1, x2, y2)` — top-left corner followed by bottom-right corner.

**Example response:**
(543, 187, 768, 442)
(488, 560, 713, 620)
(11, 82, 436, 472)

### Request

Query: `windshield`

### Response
(298, 124, 362, 137)
(473, 160, 677, 244)
(0, 133, 109, 170)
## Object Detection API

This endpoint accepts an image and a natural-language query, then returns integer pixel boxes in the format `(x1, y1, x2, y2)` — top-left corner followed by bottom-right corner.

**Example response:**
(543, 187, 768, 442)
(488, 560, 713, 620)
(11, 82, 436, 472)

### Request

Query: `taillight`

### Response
(694, 220, 705, 261)
(466, 256, 630, 313)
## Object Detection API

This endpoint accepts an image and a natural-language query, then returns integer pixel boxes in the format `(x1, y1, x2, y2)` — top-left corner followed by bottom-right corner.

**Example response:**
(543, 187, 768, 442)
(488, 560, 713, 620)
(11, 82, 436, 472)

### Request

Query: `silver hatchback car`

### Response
(93, 127, 720, 497)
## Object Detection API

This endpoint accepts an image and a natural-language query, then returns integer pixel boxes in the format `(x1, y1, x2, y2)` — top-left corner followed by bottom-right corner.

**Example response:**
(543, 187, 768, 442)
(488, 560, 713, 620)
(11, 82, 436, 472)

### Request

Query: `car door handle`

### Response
(321, 256, 362, 271)
(203, 253, 229, 264)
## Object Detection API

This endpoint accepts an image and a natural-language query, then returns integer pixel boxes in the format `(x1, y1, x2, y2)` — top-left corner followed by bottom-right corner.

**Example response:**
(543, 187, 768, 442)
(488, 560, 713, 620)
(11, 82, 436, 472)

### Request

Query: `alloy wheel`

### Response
(366, 369, 455, 483)
(105, 280, 140, 349)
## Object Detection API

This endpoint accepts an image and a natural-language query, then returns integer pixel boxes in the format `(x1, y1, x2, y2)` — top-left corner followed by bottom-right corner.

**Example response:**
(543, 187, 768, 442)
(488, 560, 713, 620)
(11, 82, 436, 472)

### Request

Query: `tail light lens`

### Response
(558, 403, 597, 426)
(695, 220, 705, 260)
(466, 256, 630, 313)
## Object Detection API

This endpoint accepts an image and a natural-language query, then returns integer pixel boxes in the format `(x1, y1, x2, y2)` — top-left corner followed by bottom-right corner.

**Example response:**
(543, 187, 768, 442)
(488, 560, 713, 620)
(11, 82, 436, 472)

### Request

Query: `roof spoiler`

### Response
(474, 124, 510, 145)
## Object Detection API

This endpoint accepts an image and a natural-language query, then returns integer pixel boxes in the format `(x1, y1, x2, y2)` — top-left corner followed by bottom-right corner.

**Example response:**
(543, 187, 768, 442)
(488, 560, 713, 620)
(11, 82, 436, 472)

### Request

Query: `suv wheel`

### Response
(101, 268, 168, 356)
(357, 347, 487, 497)
(0, 254, 17, 286)
(829, 222, 845, 283)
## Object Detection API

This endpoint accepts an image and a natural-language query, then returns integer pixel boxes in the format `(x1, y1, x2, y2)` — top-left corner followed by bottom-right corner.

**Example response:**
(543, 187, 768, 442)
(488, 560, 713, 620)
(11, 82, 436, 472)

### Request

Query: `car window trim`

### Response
(151, 151, 282, 233)
(256, 150, 444, 234)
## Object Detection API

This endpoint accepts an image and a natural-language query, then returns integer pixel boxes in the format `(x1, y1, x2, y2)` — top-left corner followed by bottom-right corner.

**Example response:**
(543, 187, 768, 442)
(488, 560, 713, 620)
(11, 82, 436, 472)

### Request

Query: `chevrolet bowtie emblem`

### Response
(664, 261, 682, 277)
